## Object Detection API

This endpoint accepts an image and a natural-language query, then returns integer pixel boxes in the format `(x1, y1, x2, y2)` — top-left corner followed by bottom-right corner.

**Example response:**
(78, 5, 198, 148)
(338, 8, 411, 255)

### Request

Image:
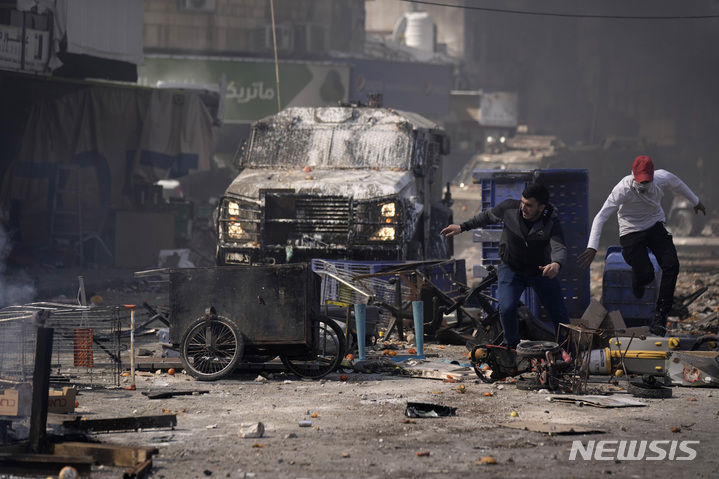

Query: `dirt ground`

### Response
(3, 236, 719, 478)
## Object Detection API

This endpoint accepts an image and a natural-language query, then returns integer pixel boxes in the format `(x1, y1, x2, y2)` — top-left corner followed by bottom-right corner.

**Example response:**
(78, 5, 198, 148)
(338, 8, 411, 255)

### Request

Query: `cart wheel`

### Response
(180, 315, 244, 381)
(280, 316, 345, 379)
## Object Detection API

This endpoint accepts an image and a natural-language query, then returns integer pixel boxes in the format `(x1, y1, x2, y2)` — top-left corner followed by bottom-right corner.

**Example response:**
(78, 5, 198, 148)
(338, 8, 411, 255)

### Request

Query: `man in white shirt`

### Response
(577, 155, 706, 336)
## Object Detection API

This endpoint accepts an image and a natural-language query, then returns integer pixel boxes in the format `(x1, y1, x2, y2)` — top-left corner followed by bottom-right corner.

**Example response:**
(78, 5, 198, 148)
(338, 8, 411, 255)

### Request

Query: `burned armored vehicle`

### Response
(215, 104, 453, 265)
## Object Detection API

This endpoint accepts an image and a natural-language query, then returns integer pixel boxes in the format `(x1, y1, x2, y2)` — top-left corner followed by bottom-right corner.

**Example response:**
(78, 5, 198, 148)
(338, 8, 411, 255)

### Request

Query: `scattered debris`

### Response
(141, 389, 210, 400)
(549, 395, 647, 408)
(399, 360, 470, 381)
(62, 415, 177, 433)
(239, 422, 265, 438)
(499, 421, 605, 435)
(405, 402, 457, 418)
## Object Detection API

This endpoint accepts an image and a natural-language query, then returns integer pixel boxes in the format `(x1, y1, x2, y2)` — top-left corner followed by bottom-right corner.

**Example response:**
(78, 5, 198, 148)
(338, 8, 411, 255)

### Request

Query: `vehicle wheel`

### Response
(180, 315, 244, 381)
(280, 316, 346, 379)
(516, 341, 563, 359)
(627, 379, 672, 399)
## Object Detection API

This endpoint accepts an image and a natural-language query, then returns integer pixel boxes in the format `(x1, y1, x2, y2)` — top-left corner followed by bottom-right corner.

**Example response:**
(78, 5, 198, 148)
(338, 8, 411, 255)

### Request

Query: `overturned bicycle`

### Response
(437, 265, 575, 390)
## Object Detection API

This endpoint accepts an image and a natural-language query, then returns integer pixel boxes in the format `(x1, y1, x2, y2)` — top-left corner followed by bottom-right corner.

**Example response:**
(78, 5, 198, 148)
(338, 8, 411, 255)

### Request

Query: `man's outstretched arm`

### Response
(577, 248, 597, 269)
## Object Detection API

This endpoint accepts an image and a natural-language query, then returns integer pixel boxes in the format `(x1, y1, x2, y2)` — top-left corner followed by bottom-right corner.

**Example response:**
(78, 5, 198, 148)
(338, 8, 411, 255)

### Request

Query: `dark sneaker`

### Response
(649, 311, 667, 337)
(648, 325, 666, 337)
(631, 271, 645, 299)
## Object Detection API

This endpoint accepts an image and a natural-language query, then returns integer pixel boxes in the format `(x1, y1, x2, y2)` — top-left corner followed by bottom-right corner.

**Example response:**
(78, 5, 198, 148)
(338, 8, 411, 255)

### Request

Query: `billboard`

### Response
(138, 56, 350, 124)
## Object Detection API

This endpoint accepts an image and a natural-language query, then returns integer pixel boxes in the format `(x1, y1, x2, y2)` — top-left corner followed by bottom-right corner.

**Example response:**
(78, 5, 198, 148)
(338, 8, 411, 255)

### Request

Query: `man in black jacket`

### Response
(440, 183, 569, 348)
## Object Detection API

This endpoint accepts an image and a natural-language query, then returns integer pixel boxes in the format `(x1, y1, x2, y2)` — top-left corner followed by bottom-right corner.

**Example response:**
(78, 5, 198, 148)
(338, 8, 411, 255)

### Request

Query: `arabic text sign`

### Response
(138, 57, 350, 123)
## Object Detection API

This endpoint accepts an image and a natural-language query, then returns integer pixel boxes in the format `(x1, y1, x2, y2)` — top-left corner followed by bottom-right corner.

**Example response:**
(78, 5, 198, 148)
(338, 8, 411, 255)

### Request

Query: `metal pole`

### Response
(354, 303, 366, 360)
(125, 305, 136, 390)
(412, 301, 425, 358)
(269, 0, 282, 112)
(28, 327, 53, 454)
(394, 274, 404, 340)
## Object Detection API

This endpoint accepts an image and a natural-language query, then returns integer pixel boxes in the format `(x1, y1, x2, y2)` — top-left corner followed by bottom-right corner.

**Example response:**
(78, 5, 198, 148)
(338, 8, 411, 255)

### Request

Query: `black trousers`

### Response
(619, 222, 679, 316)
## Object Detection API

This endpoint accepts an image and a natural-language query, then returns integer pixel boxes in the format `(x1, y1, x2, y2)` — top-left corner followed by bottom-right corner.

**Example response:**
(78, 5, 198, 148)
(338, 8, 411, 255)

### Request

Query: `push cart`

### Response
(135, 263, 345, 381)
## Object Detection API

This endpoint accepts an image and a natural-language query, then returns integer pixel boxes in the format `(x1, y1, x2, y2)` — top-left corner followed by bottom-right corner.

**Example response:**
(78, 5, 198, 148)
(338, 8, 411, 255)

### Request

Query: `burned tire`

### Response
(627, 379, 672, 399)
(516, 341, 563, 359)
(690, 334, 719, 351)
(280, 316, 345, 379)
(180, 315, 244, 381)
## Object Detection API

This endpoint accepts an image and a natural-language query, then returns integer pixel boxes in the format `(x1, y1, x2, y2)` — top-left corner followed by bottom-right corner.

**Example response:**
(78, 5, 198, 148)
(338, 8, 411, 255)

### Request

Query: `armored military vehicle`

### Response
(215, 102, 453, 265)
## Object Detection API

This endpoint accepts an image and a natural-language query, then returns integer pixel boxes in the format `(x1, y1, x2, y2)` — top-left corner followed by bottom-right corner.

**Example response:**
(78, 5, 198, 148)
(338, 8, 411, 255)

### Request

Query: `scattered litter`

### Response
(405, 402, 457, 418)
(477, 456, 497, 464)
(299, 420, 312, 427)
(239, 422, 265, 438)
(400, 360, 470, 381)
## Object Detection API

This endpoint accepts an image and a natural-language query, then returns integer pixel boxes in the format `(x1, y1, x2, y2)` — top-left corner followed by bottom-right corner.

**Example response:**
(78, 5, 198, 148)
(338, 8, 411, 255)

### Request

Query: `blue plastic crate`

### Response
(601, 245, 661, 326)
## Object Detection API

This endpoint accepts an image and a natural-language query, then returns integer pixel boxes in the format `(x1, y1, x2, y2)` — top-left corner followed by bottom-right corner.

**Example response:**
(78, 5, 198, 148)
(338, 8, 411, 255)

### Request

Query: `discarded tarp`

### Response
(1, 86, 213, 247)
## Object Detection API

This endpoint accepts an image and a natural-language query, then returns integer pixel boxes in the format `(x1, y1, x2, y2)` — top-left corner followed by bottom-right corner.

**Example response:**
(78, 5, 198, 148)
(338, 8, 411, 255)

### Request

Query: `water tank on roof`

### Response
(393, 11, 435, 53)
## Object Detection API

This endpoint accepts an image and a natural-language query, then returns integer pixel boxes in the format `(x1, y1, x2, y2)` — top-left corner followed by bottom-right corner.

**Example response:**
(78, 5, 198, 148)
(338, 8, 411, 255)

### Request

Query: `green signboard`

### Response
(138, 56, 350, 123)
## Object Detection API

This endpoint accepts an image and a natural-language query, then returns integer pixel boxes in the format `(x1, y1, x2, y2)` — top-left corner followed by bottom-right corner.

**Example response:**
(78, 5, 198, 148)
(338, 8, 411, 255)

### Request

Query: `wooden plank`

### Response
(63, 414, 177, 432)
(142, 389, 209, 399)
(54, 442, 158, 467)
(124, 458, 153, 479)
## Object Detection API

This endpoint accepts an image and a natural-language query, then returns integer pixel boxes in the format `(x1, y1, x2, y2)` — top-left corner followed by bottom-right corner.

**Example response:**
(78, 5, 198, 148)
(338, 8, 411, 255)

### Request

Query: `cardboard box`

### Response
(0, 386, 77, 416)
(0, 383, 31, 416)
(49, 387, 78, 414)
(569, 299, 618, 350)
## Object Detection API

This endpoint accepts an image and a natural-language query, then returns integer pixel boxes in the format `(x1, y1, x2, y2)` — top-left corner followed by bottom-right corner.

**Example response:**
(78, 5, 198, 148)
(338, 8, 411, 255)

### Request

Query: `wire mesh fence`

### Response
(0, 303, 130, 387)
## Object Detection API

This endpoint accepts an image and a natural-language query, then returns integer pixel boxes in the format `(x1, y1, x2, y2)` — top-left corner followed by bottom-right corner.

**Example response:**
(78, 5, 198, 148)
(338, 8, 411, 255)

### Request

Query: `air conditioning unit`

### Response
(296, 23, 328, 54)
(179, 0, 216, 12)
(255, 24, 294, 52)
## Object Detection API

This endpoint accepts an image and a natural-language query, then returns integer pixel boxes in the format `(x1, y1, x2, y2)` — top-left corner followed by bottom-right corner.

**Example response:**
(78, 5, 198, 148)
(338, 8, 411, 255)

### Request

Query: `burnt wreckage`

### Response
(216, 103, 453, 265)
